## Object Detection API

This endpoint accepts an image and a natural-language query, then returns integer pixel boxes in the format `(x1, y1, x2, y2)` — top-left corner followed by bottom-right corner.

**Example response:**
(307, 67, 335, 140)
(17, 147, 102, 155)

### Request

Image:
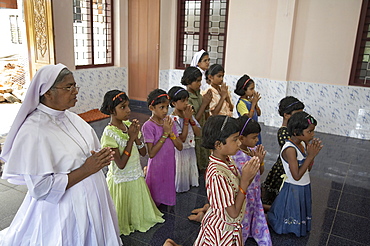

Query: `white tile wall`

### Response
(71, 67, 128, 114)
(159, 70, 370, 140)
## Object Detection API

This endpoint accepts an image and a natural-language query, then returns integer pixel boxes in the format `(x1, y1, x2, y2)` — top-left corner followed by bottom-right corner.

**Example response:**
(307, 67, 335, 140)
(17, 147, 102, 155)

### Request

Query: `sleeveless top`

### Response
(280, 141, 310, 186)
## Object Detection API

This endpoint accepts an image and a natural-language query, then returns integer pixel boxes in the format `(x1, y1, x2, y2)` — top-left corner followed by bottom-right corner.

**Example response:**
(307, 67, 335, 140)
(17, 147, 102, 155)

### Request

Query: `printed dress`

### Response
(188, 90, 210, 171)
(170, 115, 200, 192)
(142, 120, 178, 206)
(236, 98, 261, 145)
(101, 121, 164, 235)
(194, 155, 246, 246)
(267, 141, 312, 237)
(232, 149, 272, 246)
(262, 126, 290, 205)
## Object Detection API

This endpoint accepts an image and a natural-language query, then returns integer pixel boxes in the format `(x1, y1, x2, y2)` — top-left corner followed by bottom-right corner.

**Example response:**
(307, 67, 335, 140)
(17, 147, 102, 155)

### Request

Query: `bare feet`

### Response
(188, 211, 205, 222)
(191, 203, 209, 214)
(163, 238, 181, 246)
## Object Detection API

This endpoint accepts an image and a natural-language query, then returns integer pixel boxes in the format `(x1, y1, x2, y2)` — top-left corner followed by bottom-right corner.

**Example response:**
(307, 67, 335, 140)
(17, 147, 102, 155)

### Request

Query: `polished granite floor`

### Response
(1, 110, 369, 246)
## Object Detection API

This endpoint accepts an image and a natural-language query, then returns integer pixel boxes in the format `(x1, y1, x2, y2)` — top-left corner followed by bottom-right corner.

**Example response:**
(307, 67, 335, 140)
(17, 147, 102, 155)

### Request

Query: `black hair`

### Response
(234, 74, 254, 96)
(181, 67, 202, 86)
(147, 88, 169, 107)
(168, 86, 189, 108)
(287, 111, 317, 136)
(278, 96, 305, 116)
(41, 68, 73, 103)
(202, 115, 240, 149)
(198, 51, 209, 64)
(205, 64, 225, 77)
(238, 116, 261, 136)
(100, 90, 129, 115)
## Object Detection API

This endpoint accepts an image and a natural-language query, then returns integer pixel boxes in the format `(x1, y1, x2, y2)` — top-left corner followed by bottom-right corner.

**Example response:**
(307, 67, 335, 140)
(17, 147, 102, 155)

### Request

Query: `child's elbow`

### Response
(176, 143, 183, 151)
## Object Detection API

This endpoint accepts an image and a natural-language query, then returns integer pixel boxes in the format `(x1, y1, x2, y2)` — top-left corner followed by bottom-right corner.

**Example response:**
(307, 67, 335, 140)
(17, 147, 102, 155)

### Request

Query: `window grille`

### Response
(73, 0, 113, 68)
(176, 0, 229, 69)
(350, 0, 370, 87)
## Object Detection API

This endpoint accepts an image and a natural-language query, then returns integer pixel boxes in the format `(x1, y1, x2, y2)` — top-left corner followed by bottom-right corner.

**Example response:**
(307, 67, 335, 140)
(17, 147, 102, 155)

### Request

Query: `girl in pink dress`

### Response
(142, 89, 183, 206)
(231, 116, 272, 245)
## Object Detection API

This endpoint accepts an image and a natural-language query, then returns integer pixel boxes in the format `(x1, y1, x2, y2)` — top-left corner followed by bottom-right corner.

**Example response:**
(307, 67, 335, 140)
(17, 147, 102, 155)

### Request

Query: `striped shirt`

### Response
(194, 155, 245, 246)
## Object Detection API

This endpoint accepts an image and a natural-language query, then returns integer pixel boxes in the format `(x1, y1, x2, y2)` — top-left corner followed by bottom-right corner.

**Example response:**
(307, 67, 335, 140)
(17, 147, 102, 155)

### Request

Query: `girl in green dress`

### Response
(100, 90, 164, 236)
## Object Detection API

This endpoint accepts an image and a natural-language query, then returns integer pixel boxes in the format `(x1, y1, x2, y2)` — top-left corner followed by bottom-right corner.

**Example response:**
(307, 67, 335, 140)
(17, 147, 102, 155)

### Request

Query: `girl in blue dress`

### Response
(267, 111, 323, 237)
(234, 74, 262, 145)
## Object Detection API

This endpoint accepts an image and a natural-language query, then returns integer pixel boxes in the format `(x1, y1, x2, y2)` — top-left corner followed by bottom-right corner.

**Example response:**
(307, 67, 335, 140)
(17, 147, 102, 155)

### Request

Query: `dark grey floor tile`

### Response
(343, 183, 369, 197)
(326, 189, 341, 209)
(331, 180, 344, 191)
(320, 208, 336, 233)
(120, 236, 150, 246)
(268, 230, 312, 246)
(331, 211, 370, 245)
(128, 212, 200, 246)
(327, 234, 368, 246)
(172, 192, 208, 219)
(338, 192, 370, 218)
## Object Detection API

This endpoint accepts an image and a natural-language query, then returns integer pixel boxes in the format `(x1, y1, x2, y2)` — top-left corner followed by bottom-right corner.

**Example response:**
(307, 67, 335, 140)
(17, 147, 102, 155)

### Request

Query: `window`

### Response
(73, 0, 113, 68)
(176, 0, 229, 69)
(350, 0, 370, 87)
(9, 15, 22, 44)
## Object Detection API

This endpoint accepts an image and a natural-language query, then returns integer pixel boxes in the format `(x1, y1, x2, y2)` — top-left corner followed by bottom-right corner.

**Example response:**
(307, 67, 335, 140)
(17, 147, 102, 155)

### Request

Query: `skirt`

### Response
(107, 176, 164, 235)
(175, 148, 199, 192)
(267, 182, 312, 237)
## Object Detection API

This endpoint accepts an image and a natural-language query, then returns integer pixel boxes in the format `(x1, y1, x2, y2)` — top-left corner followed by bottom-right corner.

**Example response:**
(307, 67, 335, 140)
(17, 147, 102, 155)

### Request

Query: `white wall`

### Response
(289, 0, 362, 85)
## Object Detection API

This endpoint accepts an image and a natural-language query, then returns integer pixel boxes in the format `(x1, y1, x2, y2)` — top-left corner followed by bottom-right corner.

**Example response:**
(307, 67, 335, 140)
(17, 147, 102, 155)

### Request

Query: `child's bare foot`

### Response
(163, 238, 181, 246)
(188, 211, 204, 222)
(191, 203, 209, 214)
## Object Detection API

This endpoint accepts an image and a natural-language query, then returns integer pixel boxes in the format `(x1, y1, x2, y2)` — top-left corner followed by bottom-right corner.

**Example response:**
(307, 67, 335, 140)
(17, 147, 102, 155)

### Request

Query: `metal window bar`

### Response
(74, 0, 113, 68)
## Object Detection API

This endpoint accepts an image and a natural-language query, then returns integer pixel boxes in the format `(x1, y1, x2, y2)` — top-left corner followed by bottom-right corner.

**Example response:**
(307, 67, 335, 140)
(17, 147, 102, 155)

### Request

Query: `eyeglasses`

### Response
(52, 85, 80, 92)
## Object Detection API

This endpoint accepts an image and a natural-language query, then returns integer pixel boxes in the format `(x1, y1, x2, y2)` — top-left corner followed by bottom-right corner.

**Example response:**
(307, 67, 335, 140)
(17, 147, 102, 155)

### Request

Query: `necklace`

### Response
(240, 147, 253, 156)
(109, 122, 128, 133)
(43, 111, 90, 157)
(149, 117, 163, 126)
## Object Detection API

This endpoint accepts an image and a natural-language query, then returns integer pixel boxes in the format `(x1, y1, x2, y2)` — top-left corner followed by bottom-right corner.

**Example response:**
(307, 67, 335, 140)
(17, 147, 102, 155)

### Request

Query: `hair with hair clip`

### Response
(287, 111, 317, 136)
(202, 115, 240, 149)
(181, 67, 202, 86)
(234, 74, 254, 96)
(278, 96, 305, 116)
(205, 64, 225, 77)
(238, 116, 261, 136)
(147, 89, 169, 107)
(100, 90, 129, 115)
(168, 86, 189, 107)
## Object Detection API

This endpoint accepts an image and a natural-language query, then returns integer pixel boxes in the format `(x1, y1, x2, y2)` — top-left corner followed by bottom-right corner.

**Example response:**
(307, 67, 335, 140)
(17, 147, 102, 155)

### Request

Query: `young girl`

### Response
(267, 111, 323, 237)
(182, 67, 212, 171)
(205, 64, 233, 116)
(100, 90, 164, 235)
(262, 96, 305, 206)
(231, 116, 272, 245)
(190, 49, 210, 92)
(234, 74, 262, 145)
(142, 89, 183, 206)
(194, 115, 260, 246)
(168, 86, 201, 192)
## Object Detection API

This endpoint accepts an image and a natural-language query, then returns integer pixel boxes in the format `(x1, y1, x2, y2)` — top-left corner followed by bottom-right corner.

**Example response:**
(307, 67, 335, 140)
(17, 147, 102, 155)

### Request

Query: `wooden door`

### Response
(23, 0, 55, 78)
(128, 0, 160, 101)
